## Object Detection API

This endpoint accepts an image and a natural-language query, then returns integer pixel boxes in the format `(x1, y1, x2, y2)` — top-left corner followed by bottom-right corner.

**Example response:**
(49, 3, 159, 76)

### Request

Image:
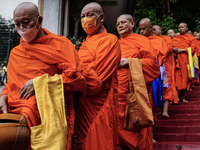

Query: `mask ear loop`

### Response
(96, 13, 103, 28)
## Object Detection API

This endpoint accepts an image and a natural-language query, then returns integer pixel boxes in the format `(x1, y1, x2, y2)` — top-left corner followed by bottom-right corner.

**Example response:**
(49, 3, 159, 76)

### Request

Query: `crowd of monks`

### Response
(0, 1, 200, 150)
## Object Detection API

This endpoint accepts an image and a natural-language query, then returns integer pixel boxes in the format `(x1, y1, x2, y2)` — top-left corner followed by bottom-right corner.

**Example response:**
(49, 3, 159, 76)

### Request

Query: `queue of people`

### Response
(0, 1, 199, 150)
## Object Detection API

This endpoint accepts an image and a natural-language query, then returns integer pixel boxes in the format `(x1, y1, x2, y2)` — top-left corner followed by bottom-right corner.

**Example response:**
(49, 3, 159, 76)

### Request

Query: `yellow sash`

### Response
(31, 74, 68, 150)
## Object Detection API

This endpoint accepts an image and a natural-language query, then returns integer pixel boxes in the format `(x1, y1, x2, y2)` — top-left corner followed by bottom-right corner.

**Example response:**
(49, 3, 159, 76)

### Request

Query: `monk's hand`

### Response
(0, 94, 8, 113)
(19, 79, 35, 100)
(119, 58, 129, 69)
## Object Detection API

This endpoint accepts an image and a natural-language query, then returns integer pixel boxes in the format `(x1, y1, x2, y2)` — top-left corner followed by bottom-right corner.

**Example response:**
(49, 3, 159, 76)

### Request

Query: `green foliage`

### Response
(135, 0, 179, 35)
(156, 15, 178, 35)
(68, 36, 85, 51)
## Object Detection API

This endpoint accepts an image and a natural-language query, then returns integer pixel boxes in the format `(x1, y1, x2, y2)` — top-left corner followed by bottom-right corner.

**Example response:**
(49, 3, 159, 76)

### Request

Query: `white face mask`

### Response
(17, 17, 40, 43)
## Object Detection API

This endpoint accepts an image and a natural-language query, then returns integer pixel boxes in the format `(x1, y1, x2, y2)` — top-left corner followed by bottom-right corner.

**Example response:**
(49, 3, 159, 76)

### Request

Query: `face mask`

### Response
(81, 14, 101, 35)
(17, 17, 40, 43)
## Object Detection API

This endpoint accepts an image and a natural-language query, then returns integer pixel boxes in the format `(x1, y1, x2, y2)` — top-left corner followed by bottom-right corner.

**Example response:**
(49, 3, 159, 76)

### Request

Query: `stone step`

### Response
(169, 109, 200, 114)
(154, 133, 200, 142)
(157, 114, 200, 119)
(168, 105, 200, 110)
(155, 119, 200, 126)
(154, 126, 200, 133)
(153, 142, 200, 150)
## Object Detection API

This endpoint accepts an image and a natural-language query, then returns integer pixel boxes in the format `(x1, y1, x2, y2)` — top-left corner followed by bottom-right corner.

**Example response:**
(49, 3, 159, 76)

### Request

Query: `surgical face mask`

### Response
(81, 14, 101, 35)
(17, 17, 40, 43)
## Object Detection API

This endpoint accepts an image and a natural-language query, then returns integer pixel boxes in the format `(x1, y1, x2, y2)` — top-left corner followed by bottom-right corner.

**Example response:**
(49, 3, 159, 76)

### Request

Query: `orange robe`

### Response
(117, 33, 160, 150)
(77, 28, 121, 150)
(173, 34, 197, 90)
(148, 34, 168, 66)
(196, 39, 200, 76)
(147, 34, 169, 119)
(160, 35, 179, 104)
(0, 28, 87, 150)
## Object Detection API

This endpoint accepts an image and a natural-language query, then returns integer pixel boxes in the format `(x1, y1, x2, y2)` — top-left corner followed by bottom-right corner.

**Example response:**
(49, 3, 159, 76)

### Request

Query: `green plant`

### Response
(68, 36, 85, 51)
(159, 15, 179, 35)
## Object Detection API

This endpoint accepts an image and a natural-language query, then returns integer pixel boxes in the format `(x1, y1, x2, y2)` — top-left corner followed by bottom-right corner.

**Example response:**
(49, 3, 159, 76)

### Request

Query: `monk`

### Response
(139, 18, 169, 142)
(196, 33, 200, 55)
(173, 23, 197, 103)
(195, 33, 200, 79)
(76, 2, 121, 150)
(152, 25, 179, 117)
(139, 18, 168, 67)
(187, 30, 193, 35)
(0, 2, 91, 150)
(116, 14, 160, 150)
(168, 29, 175, 39)
(193, 31, 197, 38)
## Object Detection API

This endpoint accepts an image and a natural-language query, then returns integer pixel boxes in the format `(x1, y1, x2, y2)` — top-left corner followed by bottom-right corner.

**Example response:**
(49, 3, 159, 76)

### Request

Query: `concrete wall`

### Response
(42, 0, 63, 35)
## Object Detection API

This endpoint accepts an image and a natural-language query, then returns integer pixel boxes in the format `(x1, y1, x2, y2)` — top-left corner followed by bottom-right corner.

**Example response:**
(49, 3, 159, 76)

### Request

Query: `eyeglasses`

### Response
(13, 16, 38, 30)
(115, 20, 129, 28)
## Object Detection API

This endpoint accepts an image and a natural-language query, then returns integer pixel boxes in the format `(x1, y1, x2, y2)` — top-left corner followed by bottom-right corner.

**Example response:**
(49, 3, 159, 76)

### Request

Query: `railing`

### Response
(0, 24, 20, 85)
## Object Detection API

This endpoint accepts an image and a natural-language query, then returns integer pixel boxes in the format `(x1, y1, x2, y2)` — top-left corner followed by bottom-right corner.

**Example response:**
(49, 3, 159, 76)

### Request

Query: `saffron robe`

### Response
(0, 28, 88, 150)
(173, 34, 197, 90)
(117, 33, 160, 150)
(160, 35, 179, 104)
(77, 28, 121, 150)
(196, 39, 200, 77)
(148, 34, 168, 119)
(148, 34, 168, 66)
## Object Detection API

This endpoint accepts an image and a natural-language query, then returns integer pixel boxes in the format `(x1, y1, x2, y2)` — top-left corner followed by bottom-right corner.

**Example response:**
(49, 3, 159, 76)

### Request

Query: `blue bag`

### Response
(152, 57, 163, 107)
(194, 64, 197, 79)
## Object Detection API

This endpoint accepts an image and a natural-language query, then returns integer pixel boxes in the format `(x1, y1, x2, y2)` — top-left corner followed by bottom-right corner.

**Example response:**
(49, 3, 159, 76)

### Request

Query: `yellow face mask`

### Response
(81, 14, 101, 35)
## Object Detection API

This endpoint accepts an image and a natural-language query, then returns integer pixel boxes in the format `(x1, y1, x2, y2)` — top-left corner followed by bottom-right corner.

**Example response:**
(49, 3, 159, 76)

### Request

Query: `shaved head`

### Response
(196, 33, 200, 40)
(116, 14, 134, 37)
(139, 18, 152, 37)
(187, 30, 192, 35)
(179, 22, 188, 35)
(81, 2, 104, 35)
(118, 14, 133, 22)
(139, 18, 152, 27)
(82, 2, 103, 15)
(179, 22, 187, 27)
(13, 2, 44, 42)
(168, 29, 175, 38)
(14, 2, 39, 18)
(152, 25, 161, 36)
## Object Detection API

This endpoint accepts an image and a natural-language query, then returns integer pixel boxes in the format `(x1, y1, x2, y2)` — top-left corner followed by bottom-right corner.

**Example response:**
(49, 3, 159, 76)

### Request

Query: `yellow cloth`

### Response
(31, 74, 68, 150)
(187, 47, 195, 79)
(193, 52, 199, 69)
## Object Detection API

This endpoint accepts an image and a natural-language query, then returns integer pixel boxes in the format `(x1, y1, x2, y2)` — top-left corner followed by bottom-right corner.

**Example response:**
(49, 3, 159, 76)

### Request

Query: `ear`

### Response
(150, 25, 153, 30)
(131, 21, 135, 28)
(38, 16, 43, 24)
(99, 13, 105, 23)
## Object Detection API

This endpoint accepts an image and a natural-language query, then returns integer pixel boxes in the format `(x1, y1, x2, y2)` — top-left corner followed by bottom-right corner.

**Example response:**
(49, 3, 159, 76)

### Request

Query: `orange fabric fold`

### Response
(1, 28, 87, 150)
(173, 34, 197, 90)
(148, 34, 168, 66)
(117, 33, 160, 150)
(160, 35, 178, 104)
(76, 28, 121, 150)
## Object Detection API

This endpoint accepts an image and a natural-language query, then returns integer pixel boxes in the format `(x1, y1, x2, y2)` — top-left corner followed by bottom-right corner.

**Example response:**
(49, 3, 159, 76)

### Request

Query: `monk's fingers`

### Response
(20, 85, 24, 93)
(19, 87, 26, 99)
(22, 91, 30, 100)
(23, 88, 35, 100)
